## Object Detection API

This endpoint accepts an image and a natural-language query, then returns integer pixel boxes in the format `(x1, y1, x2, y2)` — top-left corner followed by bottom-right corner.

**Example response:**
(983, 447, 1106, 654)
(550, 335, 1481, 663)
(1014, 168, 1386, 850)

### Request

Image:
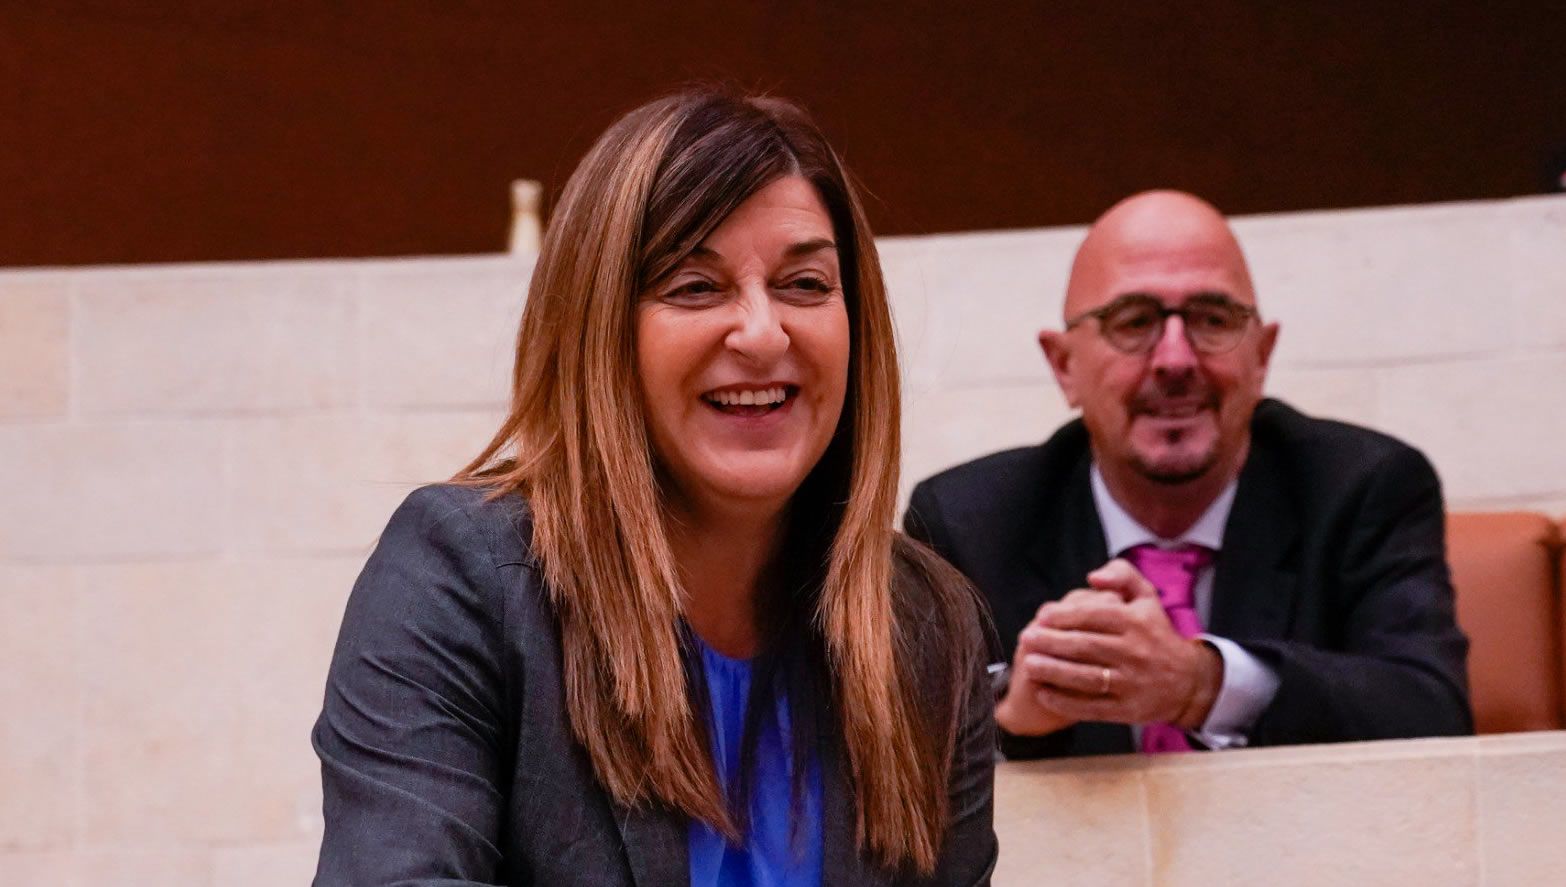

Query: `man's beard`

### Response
(1127, 384, 1222, 484)
(1132, 445, 1220, 485)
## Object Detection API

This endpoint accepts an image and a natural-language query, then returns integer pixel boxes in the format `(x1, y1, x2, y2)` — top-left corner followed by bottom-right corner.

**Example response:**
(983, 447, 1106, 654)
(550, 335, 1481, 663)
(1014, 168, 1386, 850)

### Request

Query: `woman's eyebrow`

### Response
(683, 238, 836, 263)
(785, 238, 837, 258)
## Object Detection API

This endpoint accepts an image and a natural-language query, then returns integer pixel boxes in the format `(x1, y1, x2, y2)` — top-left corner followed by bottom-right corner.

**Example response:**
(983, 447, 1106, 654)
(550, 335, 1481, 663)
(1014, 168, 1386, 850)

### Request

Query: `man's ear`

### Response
(1038, 328, 1080, 407)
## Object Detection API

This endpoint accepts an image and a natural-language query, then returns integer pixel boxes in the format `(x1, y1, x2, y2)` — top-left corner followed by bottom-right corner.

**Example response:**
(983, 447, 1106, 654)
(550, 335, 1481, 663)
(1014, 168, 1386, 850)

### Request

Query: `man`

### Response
(904, 190, 1471, 758)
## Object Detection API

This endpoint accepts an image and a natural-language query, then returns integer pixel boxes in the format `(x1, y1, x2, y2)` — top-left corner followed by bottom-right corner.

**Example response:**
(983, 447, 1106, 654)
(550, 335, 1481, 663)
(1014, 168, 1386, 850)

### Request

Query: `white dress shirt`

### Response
(1089, 466, 1280, 749)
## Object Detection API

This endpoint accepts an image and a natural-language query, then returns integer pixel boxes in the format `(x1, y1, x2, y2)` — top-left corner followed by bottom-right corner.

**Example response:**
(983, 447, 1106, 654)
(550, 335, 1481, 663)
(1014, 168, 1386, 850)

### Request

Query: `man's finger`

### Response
(1019, 652, 1107, 695)
(1087, 558, 1160, 602)
(1031, 592, 1104, 623)
(1037, 590, 1125, 626)
(1033, 686, 1133, 724)
(1028, 626, 1117, 665)
(1054, 588, 1123, 608)
(1038, 600, 1130, 634)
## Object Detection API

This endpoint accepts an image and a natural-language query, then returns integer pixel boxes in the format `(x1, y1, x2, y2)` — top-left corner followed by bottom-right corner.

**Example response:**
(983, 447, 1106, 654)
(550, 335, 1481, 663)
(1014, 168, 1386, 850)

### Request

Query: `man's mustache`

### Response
(1129, 385, 1219, 415)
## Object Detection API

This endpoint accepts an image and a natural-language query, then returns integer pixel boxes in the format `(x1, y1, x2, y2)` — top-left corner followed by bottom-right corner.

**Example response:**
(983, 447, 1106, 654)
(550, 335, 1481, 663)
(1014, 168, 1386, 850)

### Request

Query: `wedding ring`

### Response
(1099, 667, 1112, 696)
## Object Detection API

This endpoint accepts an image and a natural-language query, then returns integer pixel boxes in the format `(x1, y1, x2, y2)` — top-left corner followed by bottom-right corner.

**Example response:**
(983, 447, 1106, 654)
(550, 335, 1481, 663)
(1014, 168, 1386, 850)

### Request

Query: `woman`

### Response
(312, 89, 996, 885)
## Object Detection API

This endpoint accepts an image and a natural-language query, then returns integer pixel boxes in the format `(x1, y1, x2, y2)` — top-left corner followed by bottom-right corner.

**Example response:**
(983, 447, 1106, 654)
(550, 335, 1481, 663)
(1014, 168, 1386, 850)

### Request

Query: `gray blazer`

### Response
(312, 484, 997, 885)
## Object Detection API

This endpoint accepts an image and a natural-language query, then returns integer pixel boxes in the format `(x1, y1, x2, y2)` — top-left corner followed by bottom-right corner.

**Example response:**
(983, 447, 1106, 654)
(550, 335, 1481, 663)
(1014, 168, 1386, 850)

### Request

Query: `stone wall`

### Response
(890, 194, 1566, 515)
(2, 194, 1562, 883)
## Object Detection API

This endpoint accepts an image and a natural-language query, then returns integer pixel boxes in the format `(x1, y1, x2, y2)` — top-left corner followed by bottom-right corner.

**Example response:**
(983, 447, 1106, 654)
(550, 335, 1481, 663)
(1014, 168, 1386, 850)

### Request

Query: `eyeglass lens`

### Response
(1099, 296, 1251, 354)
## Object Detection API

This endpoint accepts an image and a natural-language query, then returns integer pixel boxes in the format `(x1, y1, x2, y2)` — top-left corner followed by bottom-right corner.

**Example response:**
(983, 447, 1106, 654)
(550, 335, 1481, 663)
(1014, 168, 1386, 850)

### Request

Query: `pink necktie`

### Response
(1124, 543, 1214, 754)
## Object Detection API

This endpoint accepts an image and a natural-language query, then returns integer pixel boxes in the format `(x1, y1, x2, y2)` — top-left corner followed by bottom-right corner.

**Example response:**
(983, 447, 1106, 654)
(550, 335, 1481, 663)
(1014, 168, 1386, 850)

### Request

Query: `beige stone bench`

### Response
(993, 732, 1566, 886)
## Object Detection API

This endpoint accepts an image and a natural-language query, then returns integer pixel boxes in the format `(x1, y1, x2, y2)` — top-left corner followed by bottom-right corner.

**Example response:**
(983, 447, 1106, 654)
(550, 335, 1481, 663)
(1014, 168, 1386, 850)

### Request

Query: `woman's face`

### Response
(636, 175, 851, 522)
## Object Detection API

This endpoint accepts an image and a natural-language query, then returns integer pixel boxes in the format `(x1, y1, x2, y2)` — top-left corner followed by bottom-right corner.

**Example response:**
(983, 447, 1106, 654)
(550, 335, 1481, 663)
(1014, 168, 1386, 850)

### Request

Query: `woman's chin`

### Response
(679, 458, 816, 515)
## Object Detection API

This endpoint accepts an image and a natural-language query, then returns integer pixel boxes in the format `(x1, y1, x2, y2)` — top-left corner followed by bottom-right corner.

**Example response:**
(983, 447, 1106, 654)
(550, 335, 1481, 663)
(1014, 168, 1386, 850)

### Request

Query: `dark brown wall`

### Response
(3, 2, 1563, 267)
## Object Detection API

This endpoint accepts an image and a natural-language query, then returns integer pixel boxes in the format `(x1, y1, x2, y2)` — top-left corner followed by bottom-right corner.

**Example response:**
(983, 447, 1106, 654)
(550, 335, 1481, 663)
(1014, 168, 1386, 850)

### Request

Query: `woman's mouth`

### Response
(701, 385, 797, 417)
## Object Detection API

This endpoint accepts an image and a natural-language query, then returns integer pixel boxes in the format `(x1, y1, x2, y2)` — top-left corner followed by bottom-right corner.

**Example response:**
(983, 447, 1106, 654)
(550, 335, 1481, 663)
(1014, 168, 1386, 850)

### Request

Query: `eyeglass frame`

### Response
(1063, 292, 1260, 355)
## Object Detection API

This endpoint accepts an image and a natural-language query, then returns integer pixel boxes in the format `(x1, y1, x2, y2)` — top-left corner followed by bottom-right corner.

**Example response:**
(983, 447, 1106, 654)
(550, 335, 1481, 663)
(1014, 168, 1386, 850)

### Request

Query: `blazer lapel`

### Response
(613, 800, 688, 887)
(819, 727, 892, 886)
(1025, 452, 1108, 610)
(1209, 441, 1300, 640)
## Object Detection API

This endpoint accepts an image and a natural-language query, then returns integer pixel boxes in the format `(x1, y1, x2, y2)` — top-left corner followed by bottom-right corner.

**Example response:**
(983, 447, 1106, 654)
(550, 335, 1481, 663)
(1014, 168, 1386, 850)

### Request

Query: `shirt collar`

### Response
(1089, 464, 1237, 557)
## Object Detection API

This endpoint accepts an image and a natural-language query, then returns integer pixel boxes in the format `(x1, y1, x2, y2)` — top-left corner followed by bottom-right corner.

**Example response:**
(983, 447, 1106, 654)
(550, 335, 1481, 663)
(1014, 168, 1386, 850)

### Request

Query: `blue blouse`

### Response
(688, 639, 824, 887)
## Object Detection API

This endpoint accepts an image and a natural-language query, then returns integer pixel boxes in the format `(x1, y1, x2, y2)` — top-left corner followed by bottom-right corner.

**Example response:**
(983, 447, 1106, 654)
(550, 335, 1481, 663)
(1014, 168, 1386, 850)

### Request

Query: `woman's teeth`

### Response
(705, 387, 788, 407)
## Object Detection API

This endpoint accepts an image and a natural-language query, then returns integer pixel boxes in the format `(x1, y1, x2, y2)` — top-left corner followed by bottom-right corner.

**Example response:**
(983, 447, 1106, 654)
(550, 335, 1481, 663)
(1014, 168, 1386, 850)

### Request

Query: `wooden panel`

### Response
(2, 3, 1563, 266)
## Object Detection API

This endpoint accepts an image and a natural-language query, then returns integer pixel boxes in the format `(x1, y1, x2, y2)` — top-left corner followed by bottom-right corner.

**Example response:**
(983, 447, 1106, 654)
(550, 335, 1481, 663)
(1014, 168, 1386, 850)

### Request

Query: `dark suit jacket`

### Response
(904, 398, 1472, 758)
(313, 484, 997, 885)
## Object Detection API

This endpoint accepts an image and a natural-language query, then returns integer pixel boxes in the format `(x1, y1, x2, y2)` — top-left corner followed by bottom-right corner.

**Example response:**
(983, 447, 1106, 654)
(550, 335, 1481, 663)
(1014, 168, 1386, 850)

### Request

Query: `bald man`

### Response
(905, 191, 1471, 758)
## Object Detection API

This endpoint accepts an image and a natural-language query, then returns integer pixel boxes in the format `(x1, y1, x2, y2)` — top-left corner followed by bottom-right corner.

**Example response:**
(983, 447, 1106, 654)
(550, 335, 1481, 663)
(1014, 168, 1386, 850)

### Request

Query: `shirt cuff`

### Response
(1191, 634, 1280, 749)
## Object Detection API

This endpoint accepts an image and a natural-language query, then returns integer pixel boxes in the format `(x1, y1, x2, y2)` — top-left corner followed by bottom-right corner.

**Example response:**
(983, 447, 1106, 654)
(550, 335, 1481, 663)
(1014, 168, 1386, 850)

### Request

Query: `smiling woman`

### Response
(310, 90, 998, 886)
(637, 176, 851, 557)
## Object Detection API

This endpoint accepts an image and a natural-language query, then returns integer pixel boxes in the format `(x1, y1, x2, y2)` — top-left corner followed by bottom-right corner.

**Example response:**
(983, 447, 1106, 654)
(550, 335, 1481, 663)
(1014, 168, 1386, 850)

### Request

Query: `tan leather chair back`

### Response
(1446, 512, 1563, 733)
(1560, 516, 1566, 722)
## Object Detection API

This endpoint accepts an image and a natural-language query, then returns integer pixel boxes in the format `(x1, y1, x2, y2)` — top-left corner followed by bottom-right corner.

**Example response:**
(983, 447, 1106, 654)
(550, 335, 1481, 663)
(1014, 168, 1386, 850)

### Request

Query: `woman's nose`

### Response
(725, 284, 789, 365)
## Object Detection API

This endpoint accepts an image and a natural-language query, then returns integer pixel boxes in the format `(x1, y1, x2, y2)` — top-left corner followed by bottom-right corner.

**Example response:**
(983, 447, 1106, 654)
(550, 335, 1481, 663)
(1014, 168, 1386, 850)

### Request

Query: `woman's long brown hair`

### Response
(457, 89, 967, 874)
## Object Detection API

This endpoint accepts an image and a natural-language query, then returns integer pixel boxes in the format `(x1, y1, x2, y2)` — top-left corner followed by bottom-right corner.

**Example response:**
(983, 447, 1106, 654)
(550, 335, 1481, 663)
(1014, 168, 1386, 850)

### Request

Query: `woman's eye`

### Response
(781, 276, 836, 299)
(663, 280, 722, 303)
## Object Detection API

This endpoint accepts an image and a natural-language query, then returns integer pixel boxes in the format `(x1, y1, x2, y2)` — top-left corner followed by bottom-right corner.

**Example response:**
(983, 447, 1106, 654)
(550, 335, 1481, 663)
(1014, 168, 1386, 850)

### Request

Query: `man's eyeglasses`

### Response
(1065, 293, 1259, 355)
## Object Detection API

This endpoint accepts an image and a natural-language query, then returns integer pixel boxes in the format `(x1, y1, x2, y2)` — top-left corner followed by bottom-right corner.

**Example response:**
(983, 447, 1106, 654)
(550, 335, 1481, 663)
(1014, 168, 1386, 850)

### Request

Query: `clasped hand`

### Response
(996, 559, 1222, 736)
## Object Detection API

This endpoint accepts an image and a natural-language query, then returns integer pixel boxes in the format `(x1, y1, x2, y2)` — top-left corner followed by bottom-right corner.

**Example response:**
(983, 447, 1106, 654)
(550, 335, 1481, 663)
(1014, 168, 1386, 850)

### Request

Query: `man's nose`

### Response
(725, 284, 789, 365)
(1149, 315, 1199, 377)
